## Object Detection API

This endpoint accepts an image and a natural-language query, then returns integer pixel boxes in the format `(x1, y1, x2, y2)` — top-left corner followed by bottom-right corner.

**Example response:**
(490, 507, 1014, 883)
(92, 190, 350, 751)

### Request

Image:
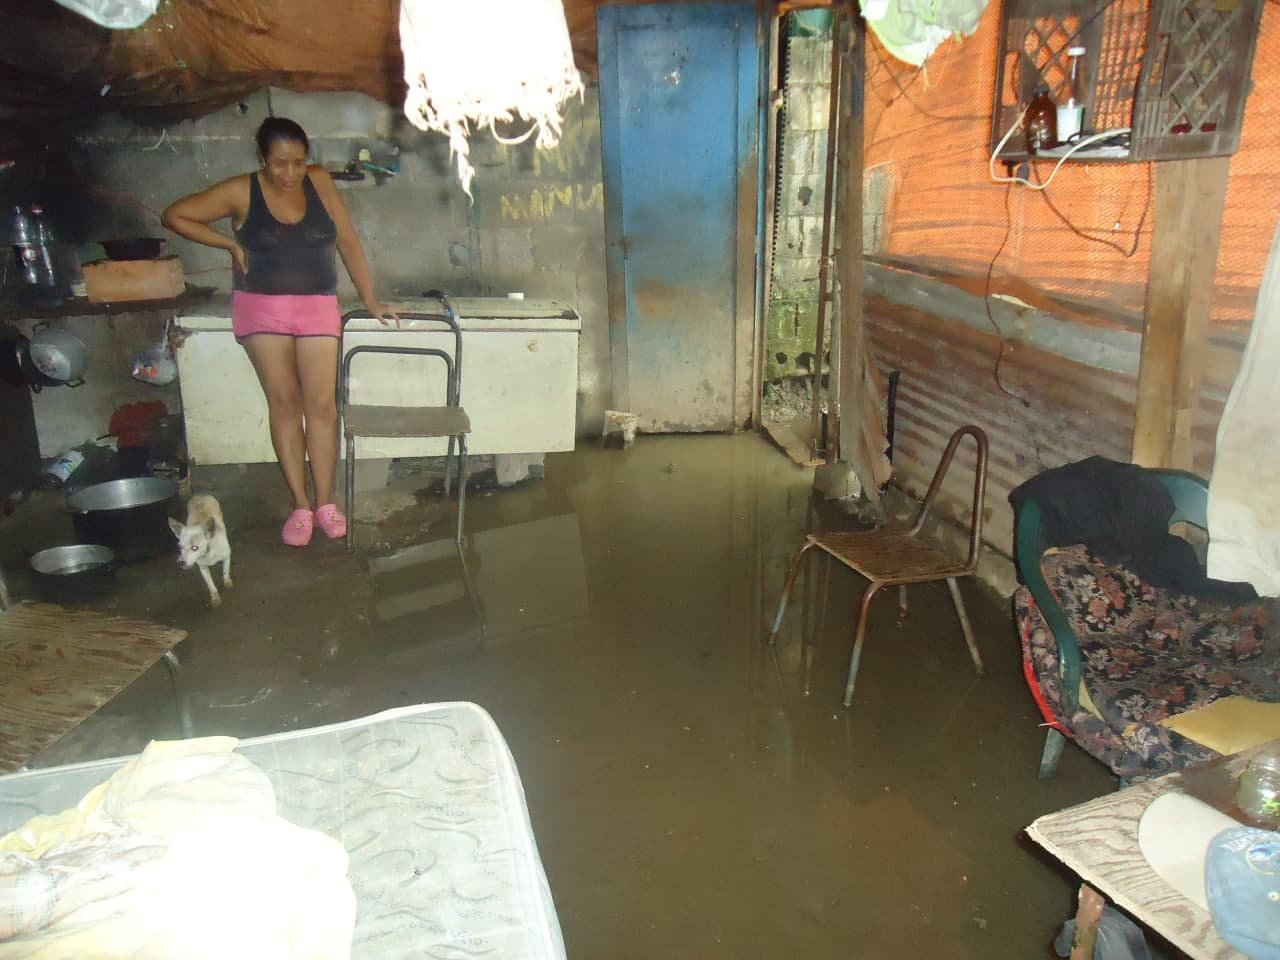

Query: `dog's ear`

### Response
(168, 518, 184, 539)
(205, 516, 217, 537)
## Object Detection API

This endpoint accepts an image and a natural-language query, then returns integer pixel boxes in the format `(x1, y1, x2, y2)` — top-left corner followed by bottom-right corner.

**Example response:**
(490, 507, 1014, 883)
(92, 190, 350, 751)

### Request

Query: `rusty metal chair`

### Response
(768, 424, 989, 707)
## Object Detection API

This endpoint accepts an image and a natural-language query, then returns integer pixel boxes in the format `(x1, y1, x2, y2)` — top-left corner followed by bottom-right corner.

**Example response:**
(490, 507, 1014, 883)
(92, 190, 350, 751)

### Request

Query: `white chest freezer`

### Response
(174, 298, 581, 465)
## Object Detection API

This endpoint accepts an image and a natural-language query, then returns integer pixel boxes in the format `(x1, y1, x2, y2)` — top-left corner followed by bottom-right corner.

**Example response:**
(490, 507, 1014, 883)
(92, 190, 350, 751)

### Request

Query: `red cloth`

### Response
(109, 401, 167, 448)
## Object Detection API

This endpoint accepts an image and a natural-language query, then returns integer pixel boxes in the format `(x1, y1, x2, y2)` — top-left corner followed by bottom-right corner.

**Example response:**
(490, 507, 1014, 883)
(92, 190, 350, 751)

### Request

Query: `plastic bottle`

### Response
(1056, 47, 1087, 144)
(40, 437, 120, 491)
(1237, 744, 1280, 827)
(30, 206, 66, 300)
(41, 447, 86, 488)
(9, 206, 40, 286)
(1024, 84, 1058, 155)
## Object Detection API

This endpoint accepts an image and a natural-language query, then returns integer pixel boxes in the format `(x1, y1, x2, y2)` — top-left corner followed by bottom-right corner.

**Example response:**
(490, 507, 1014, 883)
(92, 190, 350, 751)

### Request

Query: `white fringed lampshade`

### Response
(400, 0, 585, 197)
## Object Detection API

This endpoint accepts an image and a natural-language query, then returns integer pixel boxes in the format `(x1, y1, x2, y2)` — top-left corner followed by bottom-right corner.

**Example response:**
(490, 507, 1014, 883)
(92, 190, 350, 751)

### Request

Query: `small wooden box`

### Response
(82, 257, 185, 303)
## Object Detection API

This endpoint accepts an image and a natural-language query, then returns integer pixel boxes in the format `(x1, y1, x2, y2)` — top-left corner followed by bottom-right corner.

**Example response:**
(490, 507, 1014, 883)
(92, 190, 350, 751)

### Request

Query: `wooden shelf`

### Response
(0, 285, 218, 323)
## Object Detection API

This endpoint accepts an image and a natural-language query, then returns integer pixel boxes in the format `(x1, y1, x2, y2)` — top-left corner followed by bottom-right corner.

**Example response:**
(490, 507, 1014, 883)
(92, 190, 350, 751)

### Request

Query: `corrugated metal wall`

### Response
(864, 264, 1139, 552)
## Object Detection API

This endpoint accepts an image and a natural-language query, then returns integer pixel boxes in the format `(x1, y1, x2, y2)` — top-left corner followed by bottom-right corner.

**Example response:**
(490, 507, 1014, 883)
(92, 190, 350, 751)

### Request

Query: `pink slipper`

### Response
(315, 503, 347, 539)
(282, 508, 314, 547)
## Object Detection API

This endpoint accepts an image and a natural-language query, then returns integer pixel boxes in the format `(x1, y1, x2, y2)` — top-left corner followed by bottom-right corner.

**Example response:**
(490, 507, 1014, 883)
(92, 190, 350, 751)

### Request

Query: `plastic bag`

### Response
(52, 0, 158, 29)
(131, 321, 177, 386)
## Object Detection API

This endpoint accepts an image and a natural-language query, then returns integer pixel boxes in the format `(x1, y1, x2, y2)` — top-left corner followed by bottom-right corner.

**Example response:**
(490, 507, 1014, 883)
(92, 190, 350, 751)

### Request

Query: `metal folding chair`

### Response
(340, 298, 470, 550)
(768, 424, 989, 707)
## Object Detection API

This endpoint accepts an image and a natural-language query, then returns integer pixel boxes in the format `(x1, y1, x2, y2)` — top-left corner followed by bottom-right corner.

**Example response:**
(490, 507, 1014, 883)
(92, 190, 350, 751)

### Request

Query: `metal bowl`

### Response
(30, 544, 116, 603)
(31, 543, 114, 576)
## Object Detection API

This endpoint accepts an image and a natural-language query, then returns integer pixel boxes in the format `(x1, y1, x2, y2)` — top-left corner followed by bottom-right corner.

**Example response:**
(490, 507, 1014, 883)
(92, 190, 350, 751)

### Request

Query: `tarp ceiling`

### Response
(0, 0, 652, 127)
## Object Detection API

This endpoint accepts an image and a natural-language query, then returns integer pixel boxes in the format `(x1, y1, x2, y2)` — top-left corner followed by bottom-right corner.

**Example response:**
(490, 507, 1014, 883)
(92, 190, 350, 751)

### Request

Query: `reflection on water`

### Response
(469, 513, 590, 643)
(368, 538, 483, 653)
(368, 512, 590, 650)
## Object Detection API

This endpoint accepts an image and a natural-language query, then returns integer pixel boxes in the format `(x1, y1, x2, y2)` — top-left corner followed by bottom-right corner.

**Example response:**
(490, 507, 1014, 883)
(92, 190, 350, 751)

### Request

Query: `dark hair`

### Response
(255, 117, 309, 159)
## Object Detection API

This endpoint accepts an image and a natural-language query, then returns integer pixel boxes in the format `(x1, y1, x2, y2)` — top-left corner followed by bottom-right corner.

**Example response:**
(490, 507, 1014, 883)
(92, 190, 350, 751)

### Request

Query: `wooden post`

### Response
(808, 4, 844, 460)
(1132, 156, 1230, 469)
(832, 7, 879, 502)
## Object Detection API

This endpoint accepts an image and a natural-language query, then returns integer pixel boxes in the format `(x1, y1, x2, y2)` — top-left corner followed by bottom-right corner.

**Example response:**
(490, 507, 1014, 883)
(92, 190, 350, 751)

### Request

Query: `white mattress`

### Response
(0, 703, 566, 960)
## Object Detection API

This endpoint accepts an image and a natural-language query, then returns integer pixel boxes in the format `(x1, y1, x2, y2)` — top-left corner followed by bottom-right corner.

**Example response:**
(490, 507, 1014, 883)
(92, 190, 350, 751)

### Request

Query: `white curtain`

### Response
(1207, 219, 1280, 596)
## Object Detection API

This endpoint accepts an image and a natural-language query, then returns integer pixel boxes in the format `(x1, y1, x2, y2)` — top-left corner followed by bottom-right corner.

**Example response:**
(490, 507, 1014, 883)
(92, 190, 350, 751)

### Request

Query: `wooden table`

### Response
(1027, 747, 1271, 960)
(0, 602, 187, 772)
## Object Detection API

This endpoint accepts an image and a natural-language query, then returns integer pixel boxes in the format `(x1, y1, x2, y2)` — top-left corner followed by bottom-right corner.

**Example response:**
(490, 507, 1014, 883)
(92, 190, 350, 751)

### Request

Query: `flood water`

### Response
(5, 434, 1118, 958)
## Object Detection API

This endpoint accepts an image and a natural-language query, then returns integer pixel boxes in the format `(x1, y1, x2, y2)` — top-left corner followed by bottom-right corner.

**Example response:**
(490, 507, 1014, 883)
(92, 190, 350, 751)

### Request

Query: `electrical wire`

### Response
(989, 111, 1132, 190)
(870, 43, 988, 124)
(1035, 161, 1151, 258)
(983, 182, 1030, 406)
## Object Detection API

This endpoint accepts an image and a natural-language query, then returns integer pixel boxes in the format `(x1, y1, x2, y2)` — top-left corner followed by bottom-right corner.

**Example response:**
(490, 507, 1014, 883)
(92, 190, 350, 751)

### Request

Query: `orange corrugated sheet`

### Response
(865, 2, 1280, 332)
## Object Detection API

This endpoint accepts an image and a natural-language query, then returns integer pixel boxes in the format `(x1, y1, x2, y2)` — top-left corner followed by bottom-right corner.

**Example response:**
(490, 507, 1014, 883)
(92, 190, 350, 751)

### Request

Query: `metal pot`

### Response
(66, 476, 177, 564)
(0, 327, 86, 393)
(27, 327, 88, 385)
(30, 544, 116, 604)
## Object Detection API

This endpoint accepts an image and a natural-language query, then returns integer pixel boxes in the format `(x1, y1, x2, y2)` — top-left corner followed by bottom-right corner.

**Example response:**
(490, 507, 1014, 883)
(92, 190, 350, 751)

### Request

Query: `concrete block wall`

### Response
(69, 85, 610, 440)
(864, 162, 892, 255)
(768, 33, 832, 383)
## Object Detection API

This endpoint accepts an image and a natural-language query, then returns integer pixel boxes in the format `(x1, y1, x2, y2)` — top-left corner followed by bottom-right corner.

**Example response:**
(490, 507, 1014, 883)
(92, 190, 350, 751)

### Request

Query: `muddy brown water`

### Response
(0, 435, 1120, 958)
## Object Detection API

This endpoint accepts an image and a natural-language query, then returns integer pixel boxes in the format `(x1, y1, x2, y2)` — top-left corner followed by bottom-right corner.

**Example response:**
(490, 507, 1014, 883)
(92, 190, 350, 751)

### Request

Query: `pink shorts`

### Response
(231, 292, 342, 341)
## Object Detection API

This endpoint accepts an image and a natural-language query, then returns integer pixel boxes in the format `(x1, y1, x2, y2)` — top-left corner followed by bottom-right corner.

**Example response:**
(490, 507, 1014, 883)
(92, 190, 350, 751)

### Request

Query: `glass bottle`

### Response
(1056, 46, 1087, 144)
(1237, 744, 1280, 827)
(1024, 84, 1057, 155)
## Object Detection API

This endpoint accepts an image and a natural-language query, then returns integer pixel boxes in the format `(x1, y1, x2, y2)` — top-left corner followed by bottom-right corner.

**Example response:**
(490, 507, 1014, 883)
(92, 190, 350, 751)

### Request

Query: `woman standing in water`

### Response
(163, 117, 397, 546)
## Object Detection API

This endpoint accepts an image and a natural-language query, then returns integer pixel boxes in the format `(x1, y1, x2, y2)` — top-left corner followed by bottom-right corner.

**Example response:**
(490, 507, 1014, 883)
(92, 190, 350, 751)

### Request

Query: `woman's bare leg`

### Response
(242, 335, 310, 511)
(295, 336, 341, 508)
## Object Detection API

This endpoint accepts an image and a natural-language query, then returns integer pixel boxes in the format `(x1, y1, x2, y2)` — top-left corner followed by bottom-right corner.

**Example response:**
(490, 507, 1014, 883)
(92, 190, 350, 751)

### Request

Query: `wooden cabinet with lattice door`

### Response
(991, 0, 1264, 164)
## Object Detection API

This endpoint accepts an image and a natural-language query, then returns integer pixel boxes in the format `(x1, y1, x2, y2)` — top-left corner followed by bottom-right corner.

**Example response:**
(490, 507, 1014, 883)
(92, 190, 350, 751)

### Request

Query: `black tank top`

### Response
(233, 172, 338, 295)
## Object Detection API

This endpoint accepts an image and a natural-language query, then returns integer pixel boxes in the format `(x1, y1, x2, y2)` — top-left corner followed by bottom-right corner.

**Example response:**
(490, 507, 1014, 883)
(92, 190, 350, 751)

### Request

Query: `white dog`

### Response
(168, 494, 232, 607)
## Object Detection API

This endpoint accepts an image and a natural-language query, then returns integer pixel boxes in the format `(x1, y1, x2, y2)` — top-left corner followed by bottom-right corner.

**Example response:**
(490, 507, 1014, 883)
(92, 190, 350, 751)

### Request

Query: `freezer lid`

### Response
(178, 296, 581, 333)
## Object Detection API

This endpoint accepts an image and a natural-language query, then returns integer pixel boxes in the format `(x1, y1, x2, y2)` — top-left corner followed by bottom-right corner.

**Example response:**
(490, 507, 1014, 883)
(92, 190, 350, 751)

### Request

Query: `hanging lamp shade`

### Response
(400, 0, 585, 196)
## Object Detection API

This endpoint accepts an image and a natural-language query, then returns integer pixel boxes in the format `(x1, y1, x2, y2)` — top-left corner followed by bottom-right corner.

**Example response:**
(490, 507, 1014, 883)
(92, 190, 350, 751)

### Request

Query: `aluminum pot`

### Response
(66, 476, 177, 564)
(0, 328, 86, 393)
(30, 544, 116, 604)
(27, 326, 88, 385)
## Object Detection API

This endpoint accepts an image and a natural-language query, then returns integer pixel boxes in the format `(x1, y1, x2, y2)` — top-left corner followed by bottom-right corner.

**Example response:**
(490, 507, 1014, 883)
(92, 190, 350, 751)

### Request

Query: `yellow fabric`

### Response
(0, 737, 355, 960)
(0, 737, 249, 859)
(1077, 680, 1103, 720)
(0, 782, 109, 860)
(1160, 697, 1280, 754)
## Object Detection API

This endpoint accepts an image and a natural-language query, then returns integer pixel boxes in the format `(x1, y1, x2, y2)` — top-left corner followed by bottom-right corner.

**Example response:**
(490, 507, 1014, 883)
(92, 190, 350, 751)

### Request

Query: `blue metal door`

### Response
(598, 2, 760, 432)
